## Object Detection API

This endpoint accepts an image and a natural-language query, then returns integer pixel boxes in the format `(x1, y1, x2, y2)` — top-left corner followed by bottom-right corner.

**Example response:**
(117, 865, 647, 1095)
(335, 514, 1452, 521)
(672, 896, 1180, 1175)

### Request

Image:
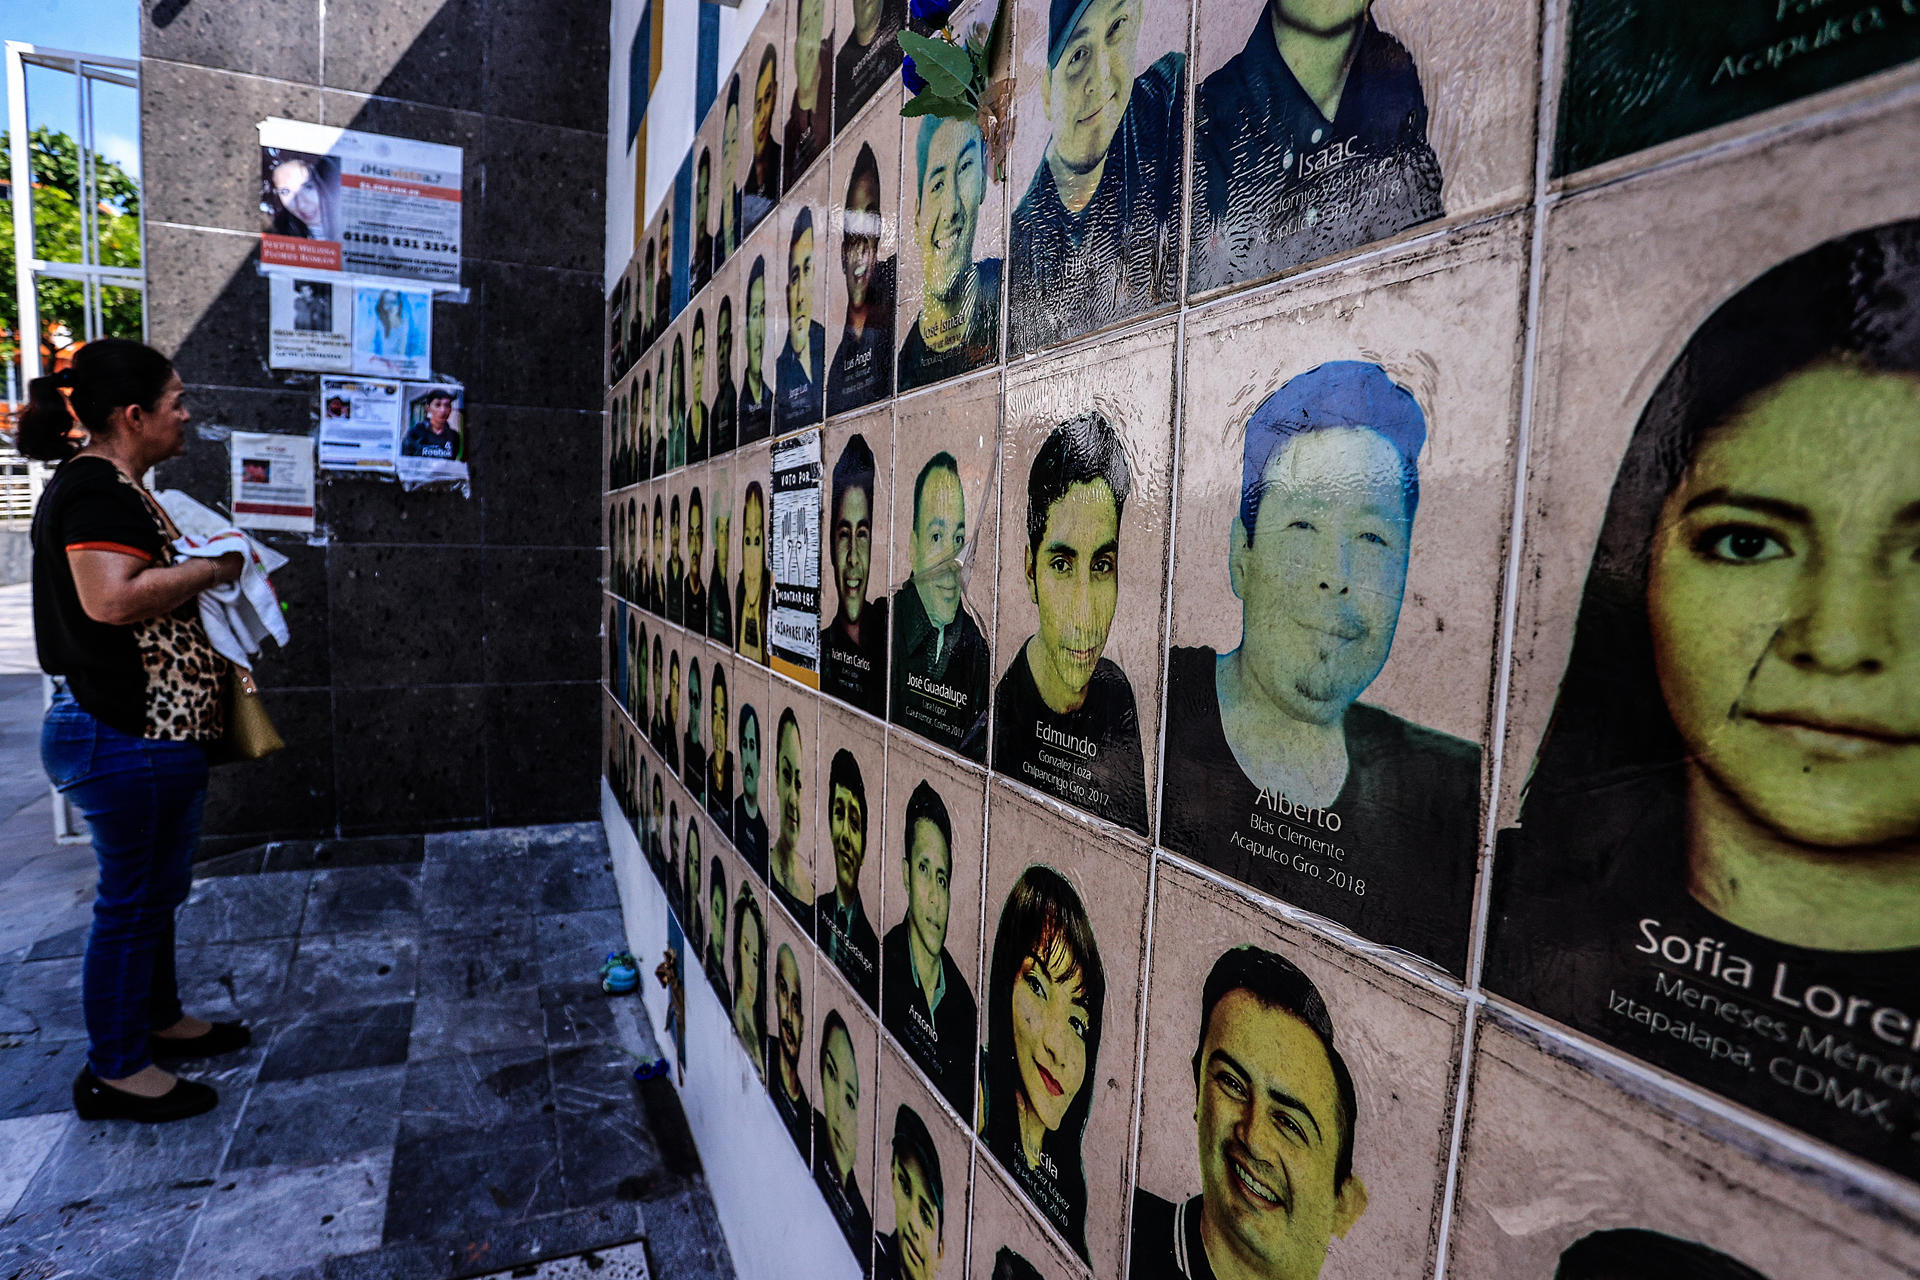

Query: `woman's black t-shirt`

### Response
(31, 456, 224, 742)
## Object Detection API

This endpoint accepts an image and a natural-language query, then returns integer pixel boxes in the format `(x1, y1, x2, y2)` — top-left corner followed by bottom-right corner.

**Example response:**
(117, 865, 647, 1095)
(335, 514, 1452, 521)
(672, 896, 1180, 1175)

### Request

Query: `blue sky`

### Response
(0, 0, 140, 174)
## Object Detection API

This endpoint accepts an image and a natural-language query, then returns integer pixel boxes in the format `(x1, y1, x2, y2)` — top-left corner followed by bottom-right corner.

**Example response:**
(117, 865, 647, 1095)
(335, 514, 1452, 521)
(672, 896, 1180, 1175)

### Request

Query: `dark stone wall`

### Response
(140, 0, 611, 850)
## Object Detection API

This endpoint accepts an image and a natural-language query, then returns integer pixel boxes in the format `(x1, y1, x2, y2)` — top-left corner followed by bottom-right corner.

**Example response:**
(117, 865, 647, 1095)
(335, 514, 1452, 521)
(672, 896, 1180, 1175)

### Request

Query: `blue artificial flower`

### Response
(901, 53, 928, 95)
(909, 0, 955, 28)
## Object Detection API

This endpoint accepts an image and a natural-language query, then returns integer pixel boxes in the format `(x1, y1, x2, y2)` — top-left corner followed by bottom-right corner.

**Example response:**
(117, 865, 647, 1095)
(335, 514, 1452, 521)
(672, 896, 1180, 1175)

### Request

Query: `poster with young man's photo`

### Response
(269, 275, 352, 371)
(821, 407, 893, 718)
(1448, 1018, 1920, 1279)
(1132, 862, 1463, 1280)
(996, 325, 1174, 837)
(1162, 224, 1528, 975)
(825, 87, 901, 419)
(1483, 94, 1920, 1182)
(396, 382, 467, 487)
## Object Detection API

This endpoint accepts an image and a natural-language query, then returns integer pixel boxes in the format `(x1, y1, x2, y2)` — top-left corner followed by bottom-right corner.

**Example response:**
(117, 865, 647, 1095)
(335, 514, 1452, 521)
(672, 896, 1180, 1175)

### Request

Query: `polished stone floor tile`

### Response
(257, 1000, 414, 1083)
(264, 835, 424, 872)
(177, 870, 313, 943)
(10, 1090, 235, 1213)
(408, 988, 545, 1062)
(556, 1107, 667, 1208)
(532, 848, 621, 915)
(548, 1041, 641, 1119)
(396, 1046, 553, 1142)
(0, 1180, 210, 1280)
(285, 932, 420, 1012)
(1, 956, 87, 1041)
(424, 827, 532, 862)
(223, 1064, 407, 1171)
(24, 920, 88, 960)
(302, 866, 423, 935)
(0, 1036, 90, 1119)
(416, 920, 541, 1000)
(175, 937, 299, 1020)
(533, 908, 627, 986)
(420, 854, 545, 932)
(540, 982, 619, 1049)
(179, 1151, 391, 1280)
(325, 1202, 644, 1280)
(0, 1111, 72, 1218)
(382, 1116, 564, 1245)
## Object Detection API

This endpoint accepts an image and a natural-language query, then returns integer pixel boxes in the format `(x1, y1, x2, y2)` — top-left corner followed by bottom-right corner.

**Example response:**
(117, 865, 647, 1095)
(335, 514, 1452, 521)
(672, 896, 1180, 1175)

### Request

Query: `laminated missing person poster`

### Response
(268, 274, 352, 371)
(352, 286, 433, 380)
(771, 427, 825, 686)
(258, 117, 463, 285)
(318, 376, 402, 474)
(230, 431, 317, 533)
(396, 382, 468, 489)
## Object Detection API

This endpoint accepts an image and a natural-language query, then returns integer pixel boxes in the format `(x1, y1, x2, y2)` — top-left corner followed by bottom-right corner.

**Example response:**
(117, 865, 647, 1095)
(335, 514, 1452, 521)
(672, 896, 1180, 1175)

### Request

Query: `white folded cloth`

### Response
(151, 490, 291, 670)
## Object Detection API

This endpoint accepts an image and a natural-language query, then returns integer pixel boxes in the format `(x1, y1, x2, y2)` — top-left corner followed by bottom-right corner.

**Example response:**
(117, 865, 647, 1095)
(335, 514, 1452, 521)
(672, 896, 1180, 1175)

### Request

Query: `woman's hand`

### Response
(209, 550, 245, 585)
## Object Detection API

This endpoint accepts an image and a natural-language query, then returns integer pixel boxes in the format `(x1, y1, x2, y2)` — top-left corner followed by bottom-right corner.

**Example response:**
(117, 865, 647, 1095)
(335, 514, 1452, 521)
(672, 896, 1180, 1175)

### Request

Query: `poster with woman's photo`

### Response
(813, 969, 883, 1270)
(1186, 0, 1535, 297)
(1005, 0, 1187, 354)
(825, 87, 900, 419)
(997, 325, 1174, 837)
(821, 407, 892, 718)
(257, 117, 463, 284)
(397, 382, 467, 487)
(1134, 861, 1463, 1280)
(269, 275, 352, 371)
(890, 372, 1001, 762)
(1163, 224, 1527, 974)
(1484, 96, 1920, 1180)
(896, 0, 1005, 396)
(978, 786, 1147, 1278)
(1554, 0, 1920, 177)
(880, 734, 985, 1122)
(875, 1043, 973, 1280)
(966, 1158, 1089, 1280)
(772, 427, 825, 685)
(352, 286, 433, 379)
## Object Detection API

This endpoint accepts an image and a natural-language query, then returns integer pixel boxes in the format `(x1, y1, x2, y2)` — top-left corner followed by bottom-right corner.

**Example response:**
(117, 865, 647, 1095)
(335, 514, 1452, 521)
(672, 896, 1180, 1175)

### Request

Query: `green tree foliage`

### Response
(0, 127, 143, 368)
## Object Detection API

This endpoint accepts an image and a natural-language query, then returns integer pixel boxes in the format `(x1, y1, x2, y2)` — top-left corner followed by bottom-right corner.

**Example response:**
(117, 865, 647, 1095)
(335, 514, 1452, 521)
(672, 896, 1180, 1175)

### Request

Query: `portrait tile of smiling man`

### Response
(880, 738, 985, 1118)
(890, 375, 1002, 761)
(1133, 865, 1460, 1280)
(1005, 0, 1187, 354)
(816, 709, 888, 1010)
(995, 328, 1174, 834)
(874, 1049, 974, 1280)
(822, 412, 893, 717)
(1482, 126, 1920, 1181)
(1161, 231, 1526, 973)
(812, 977, 882, 1266)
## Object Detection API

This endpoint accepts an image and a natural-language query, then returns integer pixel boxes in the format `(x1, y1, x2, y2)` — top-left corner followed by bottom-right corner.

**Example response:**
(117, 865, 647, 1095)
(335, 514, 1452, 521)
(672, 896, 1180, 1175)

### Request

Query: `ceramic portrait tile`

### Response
(695, 827, 745, 1016)
(814, 967, 886, 1274)
(608, 274, 630, 386)
(1484, 92, 1920, 1183)
(737, 216, 781, 447)
(715, 55, 754, 278)
(727, 856, 774, 1080)
(1550, 0, 1920, 182)
(1003, 0, 1188, 353)
(685, 464, 715, 655)
(765, 873, 821, 1165)
(835, 0, 909, 130)
(1447, 1018, 1920, 1278)
(709, 252, 744, 460)
(968, 1156, 1092, 1280)
(664, 466, 693, 630)
(879, 730, 987, 1125)
(641, 478, 664, 621)
(889, 370, 1002, 763)
(787, 0, 839, 189)
(875, 1041, 976, 1280)
(680, 803, 720, 961)
(822, 404, 896, 719)
(1186, 0, 1534, 298)
(729, 642, 776, 886)
(817, 702, 891, 1012)
(743, 0, 792, 238)
(1133, 860, 1462, 1280)
(707, 456, 740, 649)
(978, 785, 1149, 1278)
(767, 673, 824, 933)
(996, 323, 1175, 839)
(1163, 219, 1529, 975)
(687, 299, 717, 464)
(702, 649, 739, 841)
(682, 637, 714, 814)
(774, 166, 836, 437)
(734, 439, 777, 666)
(692, 105, 723, 299)
(826, 86, 905, 419)
(895, 0, 1009, 398)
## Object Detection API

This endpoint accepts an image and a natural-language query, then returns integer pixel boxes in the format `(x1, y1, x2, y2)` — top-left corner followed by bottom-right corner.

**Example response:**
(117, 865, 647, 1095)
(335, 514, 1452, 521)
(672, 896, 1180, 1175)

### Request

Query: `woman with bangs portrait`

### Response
(979, 864, 1104, 1262)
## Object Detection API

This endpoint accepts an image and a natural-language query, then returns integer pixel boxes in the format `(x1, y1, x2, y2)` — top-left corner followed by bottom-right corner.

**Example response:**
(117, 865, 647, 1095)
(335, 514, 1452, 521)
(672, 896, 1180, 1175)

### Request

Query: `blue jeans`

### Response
(42, 684, 209, 1079)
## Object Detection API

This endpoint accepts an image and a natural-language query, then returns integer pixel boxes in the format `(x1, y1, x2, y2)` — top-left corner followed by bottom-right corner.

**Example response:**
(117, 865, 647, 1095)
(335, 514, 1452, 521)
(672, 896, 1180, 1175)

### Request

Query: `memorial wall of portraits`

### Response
(604, 1, 1920, 1275)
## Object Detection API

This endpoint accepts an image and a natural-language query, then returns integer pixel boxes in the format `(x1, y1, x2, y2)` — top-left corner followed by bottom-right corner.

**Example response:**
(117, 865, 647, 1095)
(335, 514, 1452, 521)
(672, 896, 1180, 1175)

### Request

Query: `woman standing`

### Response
(21, 340, 248, 1123)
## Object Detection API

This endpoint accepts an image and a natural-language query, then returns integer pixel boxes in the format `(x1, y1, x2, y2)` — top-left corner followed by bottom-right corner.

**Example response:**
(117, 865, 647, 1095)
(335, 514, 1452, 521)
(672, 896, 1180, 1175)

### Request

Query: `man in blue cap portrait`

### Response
(1160, 362, 1479, 970)
(1006, 0, 1184, 354)
(1191, 0, 1441, 293)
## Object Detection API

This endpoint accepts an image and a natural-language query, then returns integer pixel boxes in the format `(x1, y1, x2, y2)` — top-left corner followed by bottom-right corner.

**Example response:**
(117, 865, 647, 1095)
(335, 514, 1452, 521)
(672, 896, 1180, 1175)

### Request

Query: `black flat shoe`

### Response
(150, 1021, 252, 1060)
(73, 1068, 218, 1123)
